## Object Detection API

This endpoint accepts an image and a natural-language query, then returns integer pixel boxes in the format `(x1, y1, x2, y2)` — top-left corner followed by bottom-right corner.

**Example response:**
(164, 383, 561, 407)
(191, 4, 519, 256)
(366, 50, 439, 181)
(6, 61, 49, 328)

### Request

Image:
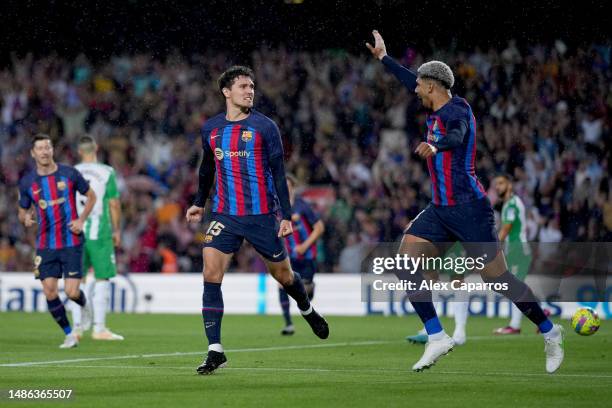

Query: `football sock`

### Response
(412, 292, 443, 336)
(278, 288, 292, 326)
(454, 302, 469, 334)
(202, 282, 224, 346)
(483, 271, 552, 333)
(421, 313, 443, 336)
(47, 297, 71, 335)
(71, 289, 87, 307)
(428, 330, 446, 341)
(398, 268, 444, 336)
(93, 280, 110, 332)
(282, 272, 311, 312)
(509, 303, 522, 330)
(453, 290, 469, 334)
(70, 299, 82, 327)
(208, 343, 224, 353)
(431, 289, 443, 315)
(542, 323, 561, 340)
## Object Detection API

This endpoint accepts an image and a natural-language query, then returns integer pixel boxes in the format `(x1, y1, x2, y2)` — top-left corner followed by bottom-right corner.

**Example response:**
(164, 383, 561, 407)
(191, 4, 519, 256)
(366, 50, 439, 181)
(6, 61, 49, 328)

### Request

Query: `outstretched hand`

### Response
(366, 30, 387, 60)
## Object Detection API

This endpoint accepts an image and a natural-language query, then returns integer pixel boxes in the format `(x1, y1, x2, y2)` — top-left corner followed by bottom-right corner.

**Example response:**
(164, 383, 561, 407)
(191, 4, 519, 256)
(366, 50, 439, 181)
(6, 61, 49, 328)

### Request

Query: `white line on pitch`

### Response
(0, 340, 392, 368)
(2, 333, 609, 368)
(24, 364, 612, 380)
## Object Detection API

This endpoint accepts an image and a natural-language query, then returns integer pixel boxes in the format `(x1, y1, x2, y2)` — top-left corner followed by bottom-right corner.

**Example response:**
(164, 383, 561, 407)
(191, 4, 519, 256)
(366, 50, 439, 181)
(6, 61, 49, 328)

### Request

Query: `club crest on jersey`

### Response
(291, 213, 300, 222)
(57, 181, 67, 191)
(241, 130, 253, 142)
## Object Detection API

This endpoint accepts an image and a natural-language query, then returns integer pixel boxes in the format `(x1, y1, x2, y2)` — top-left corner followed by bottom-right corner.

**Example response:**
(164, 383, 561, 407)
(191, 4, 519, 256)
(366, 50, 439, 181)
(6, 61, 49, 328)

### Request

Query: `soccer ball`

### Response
(571, 307, 601, 336)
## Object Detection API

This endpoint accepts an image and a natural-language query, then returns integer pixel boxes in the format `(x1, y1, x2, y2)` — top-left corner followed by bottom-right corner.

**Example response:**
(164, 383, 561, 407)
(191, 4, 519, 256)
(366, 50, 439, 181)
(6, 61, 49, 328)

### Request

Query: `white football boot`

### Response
(412, 333, 454, 372)
(59, 332, 79, 349)
(544, 324, 565, 373)
(92, 329, 124, 341)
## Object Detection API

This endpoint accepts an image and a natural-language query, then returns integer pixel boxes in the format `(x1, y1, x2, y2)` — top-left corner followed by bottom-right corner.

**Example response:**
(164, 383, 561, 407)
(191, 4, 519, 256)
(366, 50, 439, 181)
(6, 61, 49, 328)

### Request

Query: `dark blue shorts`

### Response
(34, 245, 83, 280)
(290, 259, 317, 282)
(405, 197, 499, 260)
(203, 213, 287, 262)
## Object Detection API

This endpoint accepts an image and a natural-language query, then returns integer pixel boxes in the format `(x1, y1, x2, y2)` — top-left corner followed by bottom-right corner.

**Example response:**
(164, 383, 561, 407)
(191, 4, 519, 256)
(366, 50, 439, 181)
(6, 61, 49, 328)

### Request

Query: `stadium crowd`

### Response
(0, 40, 610, 273)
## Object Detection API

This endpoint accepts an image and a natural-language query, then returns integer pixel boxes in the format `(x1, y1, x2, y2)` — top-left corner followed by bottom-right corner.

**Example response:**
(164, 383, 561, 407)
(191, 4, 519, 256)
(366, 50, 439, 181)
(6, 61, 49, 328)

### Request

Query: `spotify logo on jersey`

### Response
(214, 148, 251, 160)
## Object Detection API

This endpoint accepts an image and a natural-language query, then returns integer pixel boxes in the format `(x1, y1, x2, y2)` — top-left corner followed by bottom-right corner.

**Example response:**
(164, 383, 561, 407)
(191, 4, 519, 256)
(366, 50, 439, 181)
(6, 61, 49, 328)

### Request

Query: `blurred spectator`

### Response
(1, 41, 610, 273)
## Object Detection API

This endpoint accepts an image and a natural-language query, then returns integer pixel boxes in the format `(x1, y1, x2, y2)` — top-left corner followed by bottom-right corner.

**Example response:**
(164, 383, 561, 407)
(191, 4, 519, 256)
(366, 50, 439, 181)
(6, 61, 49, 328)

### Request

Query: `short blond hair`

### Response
(417, 61, 454, 89)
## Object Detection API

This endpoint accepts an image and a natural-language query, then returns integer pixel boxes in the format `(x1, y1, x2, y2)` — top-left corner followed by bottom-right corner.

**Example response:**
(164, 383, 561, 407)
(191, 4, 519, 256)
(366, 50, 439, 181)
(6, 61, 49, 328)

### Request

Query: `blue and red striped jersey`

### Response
(425, 96, 486, 206)
(18, 164, 90, 249)
(201, 110, 283, 216)
(284, 197, 320, 261)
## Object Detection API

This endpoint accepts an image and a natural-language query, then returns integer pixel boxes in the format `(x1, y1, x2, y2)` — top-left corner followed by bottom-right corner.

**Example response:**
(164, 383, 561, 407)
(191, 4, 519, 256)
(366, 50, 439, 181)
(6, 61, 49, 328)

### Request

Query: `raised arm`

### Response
(366, 30, 417, 91)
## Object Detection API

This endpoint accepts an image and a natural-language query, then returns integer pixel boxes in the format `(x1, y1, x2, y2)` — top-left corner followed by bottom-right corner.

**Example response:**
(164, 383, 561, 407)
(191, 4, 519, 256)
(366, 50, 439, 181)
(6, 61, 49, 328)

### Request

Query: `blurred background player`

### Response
(186, 66, 329, 375)
(71, 136, 124, 341)
(367, 30, 564, 373)
(279, 174, 325, 335)
(17, 134, 96, 348)
(492, 174, 533, 335)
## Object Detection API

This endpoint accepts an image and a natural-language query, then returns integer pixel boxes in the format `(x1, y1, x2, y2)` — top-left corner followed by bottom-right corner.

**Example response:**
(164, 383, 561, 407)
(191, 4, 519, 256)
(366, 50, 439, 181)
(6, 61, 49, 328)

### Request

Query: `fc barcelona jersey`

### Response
(18, 164, 90, 249)
(200, 110, 283, 216)
(425, 96, 486, 206)
(284, 197, 320, 261)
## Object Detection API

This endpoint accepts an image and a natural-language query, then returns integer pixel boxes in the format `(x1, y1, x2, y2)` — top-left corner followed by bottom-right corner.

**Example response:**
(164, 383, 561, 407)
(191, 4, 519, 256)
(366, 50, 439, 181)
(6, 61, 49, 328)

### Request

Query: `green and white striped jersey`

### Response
(501, 194, 530, 255)
(76, 162, 119, 241)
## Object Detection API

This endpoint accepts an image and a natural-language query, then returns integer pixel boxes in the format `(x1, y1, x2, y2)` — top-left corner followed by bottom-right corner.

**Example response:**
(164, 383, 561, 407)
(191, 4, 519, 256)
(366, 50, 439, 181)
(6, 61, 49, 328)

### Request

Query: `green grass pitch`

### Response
(1, 312, 610, 407)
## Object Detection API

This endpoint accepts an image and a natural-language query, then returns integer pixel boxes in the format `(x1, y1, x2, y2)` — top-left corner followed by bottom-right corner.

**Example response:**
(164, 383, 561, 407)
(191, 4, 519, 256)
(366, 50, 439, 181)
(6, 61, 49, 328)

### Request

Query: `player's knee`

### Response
(271, 267, 293, 286)
(43, 287, 58, 299)
(478, 251, 507, 279)
(65, 287, 80, 300)
(203, 267, 224, 283)
(277, 273, 293, 287)
(400, 234, 438, 258)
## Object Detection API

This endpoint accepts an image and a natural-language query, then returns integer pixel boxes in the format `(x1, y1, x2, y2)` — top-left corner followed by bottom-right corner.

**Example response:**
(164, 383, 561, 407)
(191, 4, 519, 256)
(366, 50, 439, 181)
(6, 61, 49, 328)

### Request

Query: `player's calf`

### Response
(278, 288, 294, 335)
(284, 276, 328, 340)
(46, 297, 72, 334)
(281, 272, 329, 339)
(482, 270, 551, 331)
